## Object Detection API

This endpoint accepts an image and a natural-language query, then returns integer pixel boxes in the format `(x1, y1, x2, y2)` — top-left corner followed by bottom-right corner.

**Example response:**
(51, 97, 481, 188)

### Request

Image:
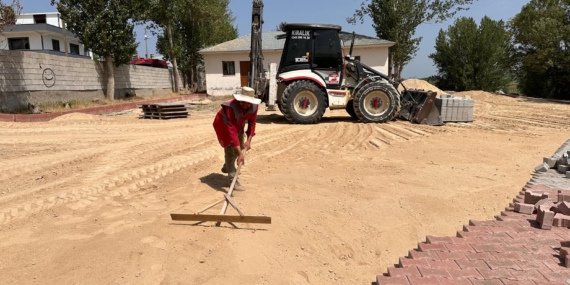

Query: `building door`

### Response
(239, 61, 250, 87)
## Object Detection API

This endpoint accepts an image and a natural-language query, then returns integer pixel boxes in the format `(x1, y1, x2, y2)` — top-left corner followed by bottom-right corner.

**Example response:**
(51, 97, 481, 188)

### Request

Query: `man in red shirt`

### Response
(213, 86, 261, 190)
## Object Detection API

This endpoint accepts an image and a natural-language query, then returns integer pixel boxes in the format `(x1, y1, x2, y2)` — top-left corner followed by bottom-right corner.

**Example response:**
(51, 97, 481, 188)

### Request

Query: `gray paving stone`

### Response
(535, 162, 550, 173)
(544, 157, 558, 168)
(559, 165, 570, 173)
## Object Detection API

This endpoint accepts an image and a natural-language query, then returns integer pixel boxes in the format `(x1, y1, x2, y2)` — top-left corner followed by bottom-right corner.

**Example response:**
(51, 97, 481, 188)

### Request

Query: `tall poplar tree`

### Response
(347, 0, 477, 81)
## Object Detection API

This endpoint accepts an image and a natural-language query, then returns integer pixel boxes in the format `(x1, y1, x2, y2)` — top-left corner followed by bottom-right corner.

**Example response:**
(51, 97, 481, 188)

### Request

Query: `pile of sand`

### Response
(398, 79, 444, 95)
(51, 112, 106, 122)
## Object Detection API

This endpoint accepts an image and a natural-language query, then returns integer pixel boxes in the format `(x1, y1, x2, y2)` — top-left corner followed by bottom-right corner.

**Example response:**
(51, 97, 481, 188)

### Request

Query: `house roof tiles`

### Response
(199, 31, 394, 54)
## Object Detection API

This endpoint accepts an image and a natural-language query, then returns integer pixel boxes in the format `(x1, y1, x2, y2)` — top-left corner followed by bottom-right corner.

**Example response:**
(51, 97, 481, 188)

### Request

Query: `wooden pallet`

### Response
(139, 103, 189, 120)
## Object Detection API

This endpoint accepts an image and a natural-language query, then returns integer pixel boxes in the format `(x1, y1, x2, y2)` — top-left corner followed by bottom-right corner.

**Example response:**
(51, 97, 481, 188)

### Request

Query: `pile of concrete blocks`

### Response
(435, 94, 475, 123)
(535, 151, 570, 178)
(513, 187, 570, 231)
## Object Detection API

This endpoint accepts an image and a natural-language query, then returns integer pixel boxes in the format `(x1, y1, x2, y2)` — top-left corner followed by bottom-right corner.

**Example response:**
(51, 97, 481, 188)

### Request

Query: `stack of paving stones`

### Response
(535, 151, 570, 179)
(376, 139, 570, 285)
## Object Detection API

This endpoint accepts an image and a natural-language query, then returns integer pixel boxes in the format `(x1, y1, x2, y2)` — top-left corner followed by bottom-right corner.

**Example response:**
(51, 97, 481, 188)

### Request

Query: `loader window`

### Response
(313, 30, 342, 69)
(281, 30, 312, 70)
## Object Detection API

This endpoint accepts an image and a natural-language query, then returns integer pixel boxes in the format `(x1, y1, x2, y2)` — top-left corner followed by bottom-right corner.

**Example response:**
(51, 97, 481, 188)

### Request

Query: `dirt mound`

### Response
(454, 90, 515, 104)
(398, 79, 444, 95)
(51, 112, 105, 122)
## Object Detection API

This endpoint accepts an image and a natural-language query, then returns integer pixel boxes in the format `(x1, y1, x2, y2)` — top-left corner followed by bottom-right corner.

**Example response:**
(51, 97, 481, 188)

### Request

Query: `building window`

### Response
(8, 38, 30, 50)
(52, 39, 60, 51)
(222, 61, 235, 75)
(33, 14, 47, 24)
(69, 43, 79, 55)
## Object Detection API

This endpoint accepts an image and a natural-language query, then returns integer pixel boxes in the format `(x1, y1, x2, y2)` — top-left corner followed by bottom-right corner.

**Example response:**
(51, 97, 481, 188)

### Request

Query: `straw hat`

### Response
(234, 86, 262, 104)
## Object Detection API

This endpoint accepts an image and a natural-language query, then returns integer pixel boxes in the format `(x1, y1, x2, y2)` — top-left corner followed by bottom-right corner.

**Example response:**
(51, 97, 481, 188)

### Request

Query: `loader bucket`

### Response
(398, 89, 444, 126)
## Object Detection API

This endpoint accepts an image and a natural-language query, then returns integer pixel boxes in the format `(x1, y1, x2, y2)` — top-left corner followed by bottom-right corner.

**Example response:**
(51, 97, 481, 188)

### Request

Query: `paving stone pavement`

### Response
(375, 139, 570, 285)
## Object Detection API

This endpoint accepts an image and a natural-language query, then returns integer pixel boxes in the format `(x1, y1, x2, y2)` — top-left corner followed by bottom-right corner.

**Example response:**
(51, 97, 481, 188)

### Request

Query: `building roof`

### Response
(19, 12, 60, 15)
(3, 23, 77, 38)
(199, 31, 394, 54)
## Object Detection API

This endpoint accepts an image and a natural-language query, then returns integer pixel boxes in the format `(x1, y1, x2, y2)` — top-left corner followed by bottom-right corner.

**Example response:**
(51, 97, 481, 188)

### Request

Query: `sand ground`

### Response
(0, 88, 569, 285)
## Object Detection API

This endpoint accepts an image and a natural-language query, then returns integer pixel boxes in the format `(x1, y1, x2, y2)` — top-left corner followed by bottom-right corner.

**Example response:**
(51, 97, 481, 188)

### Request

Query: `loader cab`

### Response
(277, 23, 344, 89)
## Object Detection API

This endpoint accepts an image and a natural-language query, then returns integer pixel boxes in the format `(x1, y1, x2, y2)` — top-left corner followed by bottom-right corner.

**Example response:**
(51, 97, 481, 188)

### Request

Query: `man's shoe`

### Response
(230, 179, 246, 191)
(221, 165, 228, 173)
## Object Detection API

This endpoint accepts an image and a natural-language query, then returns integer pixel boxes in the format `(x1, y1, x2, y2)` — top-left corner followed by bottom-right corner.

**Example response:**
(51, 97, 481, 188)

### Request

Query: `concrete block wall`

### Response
(0, 50, 182, 112)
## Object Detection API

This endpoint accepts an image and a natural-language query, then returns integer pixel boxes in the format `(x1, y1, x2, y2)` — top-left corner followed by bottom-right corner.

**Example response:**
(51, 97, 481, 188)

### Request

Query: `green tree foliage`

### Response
(0, 0, 21, 34)
(429, 16, 510, 92)
(154, 0, 238, 92)
(508, 0, 570, 99)
(273, 21, 287, 32)
(51, 0, 142, 99)
(347, 0, 477, 81)
(137, 0, 183, 92)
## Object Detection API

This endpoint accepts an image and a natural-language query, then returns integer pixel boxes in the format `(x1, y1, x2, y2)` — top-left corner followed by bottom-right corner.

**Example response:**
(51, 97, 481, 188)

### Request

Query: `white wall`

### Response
(351, 46, 390, 75)
(202, 45, 391, 96)
(0, 32, 42, 50)
(202, 51, 282, 96)
(15, 14, 34, 25)
(0, 33, 89, 57)
(16, 14, 61, 27)
(46, 14, 61, 27)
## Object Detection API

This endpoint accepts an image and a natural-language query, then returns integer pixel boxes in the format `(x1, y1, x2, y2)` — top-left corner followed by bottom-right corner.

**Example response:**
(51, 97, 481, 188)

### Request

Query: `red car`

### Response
(130, 55, 168, 68)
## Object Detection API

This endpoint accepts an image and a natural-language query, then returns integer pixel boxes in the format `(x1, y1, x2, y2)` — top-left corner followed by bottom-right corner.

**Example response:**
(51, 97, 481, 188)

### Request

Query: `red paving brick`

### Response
(418, 266, 451, 278)
(377, 275, 411, 285)
(406, 276, 440, 285)
(388, 266, 421, 277)
(456, 259, 491, 270)
(399, 257, 430, 268)
(447, 267, 483, 279)
(437, 277, 473, 284)
(373, 145, 570, 285)
(469, 279, 506, 285)
(445, 243, 476, 252)
(500, 280, 535, 285)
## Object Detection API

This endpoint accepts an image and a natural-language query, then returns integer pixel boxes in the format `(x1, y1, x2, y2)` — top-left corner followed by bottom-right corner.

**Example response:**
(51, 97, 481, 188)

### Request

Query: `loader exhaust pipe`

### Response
(349, 31, 355, 57)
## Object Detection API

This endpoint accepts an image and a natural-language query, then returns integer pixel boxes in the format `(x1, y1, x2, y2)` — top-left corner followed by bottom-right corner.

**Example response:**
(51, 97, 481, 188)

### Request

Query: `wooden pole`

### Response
(216, 150, 247, 226)
(194, 199, 225, 215)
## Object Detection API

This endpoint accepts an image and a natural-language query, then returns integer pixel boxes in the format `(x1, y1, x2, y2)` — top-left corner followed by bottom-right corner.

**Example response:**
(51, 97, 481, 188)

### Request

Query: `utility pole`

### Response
(61, 18, 68, 57)
(144, 27, 150, 58)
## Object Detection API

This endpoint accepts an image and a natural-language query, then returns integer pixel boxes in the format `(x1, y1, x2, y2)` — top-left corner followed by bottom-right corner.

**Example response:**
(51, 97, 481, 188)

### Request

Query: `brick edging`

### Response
(0, 93, 207, 122)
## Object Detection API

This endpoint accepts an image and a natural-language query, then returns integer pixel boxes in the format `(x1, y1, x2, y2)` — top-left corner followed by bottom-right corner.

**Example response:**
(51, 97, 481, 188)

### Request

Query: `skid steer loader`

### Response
(253, 22, 442, 125)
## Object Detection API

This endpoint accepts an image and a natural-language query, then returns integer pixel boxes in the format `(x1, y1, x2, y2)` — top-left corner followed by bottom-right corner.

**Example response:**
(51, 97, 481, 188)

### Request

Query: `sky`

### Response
(20, 0, 530, 78)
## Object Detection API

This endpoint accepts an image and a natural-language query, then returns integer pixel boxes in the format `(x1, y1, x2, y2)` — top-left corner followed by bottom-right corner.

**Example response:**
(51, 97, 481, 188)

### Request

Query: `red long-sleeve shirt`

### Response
(213, 99, 258, 148)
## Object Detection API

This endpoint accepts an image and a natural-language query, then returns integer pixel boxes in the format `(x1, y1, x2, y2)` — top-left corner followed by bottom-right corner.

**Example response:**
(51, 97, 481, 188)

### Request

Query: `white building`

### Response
(199, 31, 395, 96)
(0, 12, 92, 59)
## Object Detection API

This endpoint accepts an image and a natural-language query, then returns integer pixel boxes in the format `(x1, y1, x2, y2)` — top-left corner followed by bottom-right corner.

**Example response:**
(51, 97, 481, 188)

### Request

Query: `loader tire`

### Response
(346, 100, 358, 120)
(353, 81, 400, 123)
(280, 80, 326, 124)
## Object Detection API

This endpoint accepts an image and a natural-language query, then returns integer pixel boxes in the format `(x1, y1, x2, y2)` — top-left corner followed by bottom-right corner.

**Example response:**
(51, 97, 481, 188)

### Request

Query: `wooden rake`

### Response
(170, 150, 272, 226)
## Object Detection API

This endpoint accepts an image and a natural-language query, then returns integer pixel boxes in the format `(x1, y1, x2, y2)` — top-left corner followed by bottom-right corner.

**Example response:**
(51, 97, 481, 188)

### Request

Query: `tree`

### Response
(51, 0, 142, 99)
(347, 0, 477, 81)
(508, 0, 570, 99)
(138, 0, 183, 93)
(273, 21, 287, 32)
(154, 0, 237, 92)
(428, 16, 510, 92)
(0, 0, 21, 35)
